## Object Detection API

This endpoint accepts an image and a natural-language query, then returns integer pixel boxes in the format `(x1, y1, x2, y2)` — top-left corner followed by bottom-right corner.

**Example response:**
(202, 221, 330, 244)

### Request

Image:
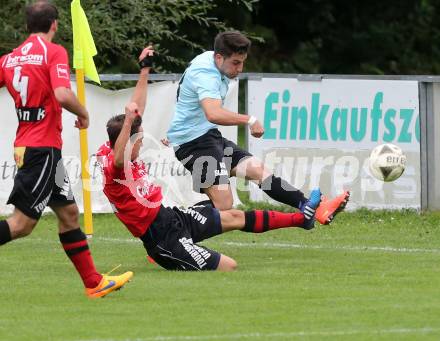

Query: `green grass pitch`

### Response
(1, 209, 440, 341)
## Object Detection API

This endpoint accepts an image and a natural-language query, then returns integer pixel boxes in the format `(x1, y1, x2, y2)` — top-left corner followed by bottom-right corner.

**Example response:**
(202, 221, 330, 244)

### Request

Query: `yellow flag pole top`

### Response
(71, 0, 100, 84)
(71, 0, 101, 236)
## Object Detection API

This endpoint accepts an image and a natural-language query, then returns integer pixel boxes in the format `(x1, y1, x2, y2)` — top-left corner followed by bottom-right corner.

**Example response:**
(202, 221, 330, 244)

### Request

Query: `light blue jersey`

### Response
(167, 51, 230, 145)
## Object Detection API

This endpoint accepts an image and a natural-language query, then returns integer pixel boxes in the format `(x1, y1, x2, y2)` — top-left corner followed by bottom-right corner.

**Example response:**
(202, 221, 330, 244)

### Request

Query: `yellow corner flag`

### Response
(71, 0, 99, 235)
(71, 0, 100, 84)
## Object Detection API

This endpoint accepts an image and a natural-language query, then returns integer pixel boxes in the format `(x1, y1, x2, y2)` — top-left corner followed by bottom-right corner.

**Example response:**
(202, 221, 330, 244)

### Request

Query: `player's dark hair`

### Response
(106, 114, 143, 149)
(214, 31, 251, 58)
(26, 1, 59, 34)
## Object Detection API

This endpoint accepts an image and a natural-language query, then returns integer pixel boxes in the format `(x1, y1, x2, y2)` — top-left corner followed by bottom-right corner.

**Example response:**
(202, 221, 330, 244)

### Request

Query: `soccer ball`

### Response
(369, 143, 406, 182)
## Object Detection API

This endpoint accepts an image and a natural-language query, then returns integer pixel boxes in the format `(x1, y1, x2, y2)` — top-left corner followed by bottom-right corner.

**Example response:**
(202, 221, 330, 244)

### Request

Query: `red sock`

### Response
(59, 229, 102, 289)
(243, 210, 304, 233)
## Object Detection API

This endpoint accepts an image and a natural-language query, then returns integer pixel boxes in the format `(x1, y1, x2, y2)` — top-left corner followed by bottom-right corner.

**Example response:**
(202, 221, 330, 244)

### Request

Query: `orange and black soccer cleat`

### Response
(316, 191, 350, 225)
(85, 271, 133, 299)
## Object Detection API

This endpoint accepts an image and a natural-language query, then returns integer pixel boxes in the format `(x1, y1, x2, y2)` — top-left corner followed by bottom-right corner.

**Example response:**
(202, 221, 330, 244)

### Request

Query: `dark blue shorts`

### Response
(174, 129, 252, 193)
(140, 203, 222, 271)
(7, 147, 75, 220)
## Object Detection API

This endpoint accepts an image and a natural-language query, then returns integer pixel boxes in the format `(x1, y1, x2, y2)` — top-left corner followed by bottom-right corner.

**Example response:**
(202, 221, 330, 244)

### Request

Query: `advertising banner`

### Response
(247, 78, 420, 209)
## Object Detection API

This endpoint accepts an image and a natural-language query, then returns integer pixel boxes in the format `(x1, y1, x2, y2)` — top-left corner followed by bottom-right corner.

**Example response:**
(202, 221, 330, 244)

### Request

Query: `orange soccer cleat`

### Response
(316, 191, 350, 225)
(85, 271, 133, 299)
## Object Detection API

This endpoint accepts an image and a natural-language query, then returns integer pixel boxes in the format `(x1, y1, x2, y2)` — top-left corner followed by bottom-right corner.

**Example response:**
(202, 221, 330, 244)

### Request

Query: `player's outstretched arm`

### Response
(201, 98, 264, 138)
(113, 102, 139, 168)
(130, 45, 154, 117)
(54, 87, 89, 129)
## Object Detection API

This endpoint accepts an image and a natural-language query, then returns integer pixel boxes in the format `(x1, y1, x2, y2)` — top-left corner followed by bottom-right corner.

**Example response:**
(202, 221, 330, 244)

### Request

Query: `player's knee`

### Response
(7, 218, 36, 238)
(222, 209, 244, 226)
(217, 255, 237, 271)
(230, 209, 244, 220)
(253, 164, 266, 180)
(244, 159, 268, 182)
(225, 258, 238, 271)
(15, 224, 34, 238)
(57, 204, 80, 228)
(65, 205, 80, 223)
(227, 258, 238, 271)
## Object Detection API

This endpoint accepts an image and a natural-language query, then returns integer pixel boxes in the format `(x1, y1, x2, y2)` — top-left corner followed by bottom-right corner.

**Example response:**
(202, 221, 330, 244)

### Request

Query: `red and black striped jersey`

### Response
(0, 35, 71, 149)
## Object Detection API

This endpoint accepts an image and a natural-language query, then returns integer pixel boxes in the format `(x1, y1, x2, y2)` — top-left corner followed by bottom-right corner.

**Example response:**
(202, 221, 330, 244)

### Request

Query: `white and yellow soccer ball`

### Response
(369, 143, 406, 182)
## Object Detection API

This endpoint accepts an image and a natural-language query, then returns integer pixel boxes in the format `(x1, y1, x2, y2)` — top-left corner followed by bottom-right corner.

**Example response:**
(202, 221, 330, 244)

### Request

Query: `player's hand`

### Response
(161, 138, 170, 147)
(139, 44, 154, 71)
(139, 45, 154, 60)
(125, 102, 140, 121)
(75, 112, 89, 129)
(250, 120, 264, 138)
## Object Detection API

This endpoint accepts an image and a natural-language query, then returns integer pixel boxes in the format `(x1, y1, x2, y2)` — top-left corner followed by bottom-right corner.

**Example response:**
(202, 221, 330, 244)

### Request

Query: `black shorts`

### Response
(7, 147, 75, 220)
(174, 129, 252, 193)
(140, 203, 222, 271)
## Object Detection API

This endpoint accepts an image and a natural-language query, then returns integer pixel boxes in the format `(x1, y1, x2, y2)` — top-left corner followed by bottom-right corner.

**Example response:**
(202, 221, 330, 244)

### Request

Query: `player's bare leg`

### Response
(230, 156, 271, 184)
(203, 184, 234, 210)
(51, 203, 81, 233)
(4, 208, 38, 240)
(219, 209, 245, 232)
(216, 255, 237, 271)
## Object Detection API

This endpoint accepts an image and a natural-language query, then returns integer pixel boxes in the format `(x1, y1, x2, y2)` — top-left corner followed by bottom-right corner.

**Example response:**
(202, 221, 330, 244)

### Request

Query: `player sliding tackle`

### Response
(98, 46, 340, 271)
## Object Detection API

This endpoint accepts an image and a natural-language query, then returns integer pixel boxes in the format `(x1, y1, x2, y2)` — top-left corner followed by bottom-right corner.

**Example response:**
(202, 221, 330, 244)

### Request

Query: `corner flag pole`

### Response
(76, 68, 93, 236)
(71, 0, 101, 236)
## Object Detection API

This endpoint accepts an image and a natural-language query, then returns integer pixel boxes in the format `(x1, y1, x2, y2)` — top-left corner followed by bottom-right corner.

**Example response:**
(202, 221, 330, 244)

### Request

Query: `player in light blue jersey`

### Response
(167, 50, 229, 145)
(167, 31, 349, 227)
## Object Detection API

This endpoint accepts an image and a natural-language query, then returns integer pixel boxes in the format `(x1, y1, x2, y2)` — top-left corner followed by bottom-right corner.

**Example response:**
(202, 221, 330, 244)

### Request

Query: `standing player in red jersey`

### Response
(0, 1, 132, 298)
(97, 46, 323, 271)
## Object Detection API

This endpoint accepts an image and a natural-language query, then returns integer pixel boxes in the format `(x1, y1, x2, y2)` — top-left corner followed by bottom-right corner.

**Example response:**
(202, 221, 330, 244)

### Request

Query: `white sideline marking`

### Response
(15, 236, 440, 254)
(77, 327, 440, 341)
(93, 237, 440, 254)
(220, 241, 440, 254)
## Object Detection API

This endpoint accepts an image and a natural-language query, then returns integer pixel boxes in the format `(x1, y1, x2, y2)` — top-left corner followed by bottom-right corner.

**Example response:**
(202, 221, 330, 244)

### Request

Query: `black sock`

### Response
(0, 220, 12, 245)
(242, 210, 267, 233)
(260, 175, 307, 209)
(59, 228, 102, 289)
